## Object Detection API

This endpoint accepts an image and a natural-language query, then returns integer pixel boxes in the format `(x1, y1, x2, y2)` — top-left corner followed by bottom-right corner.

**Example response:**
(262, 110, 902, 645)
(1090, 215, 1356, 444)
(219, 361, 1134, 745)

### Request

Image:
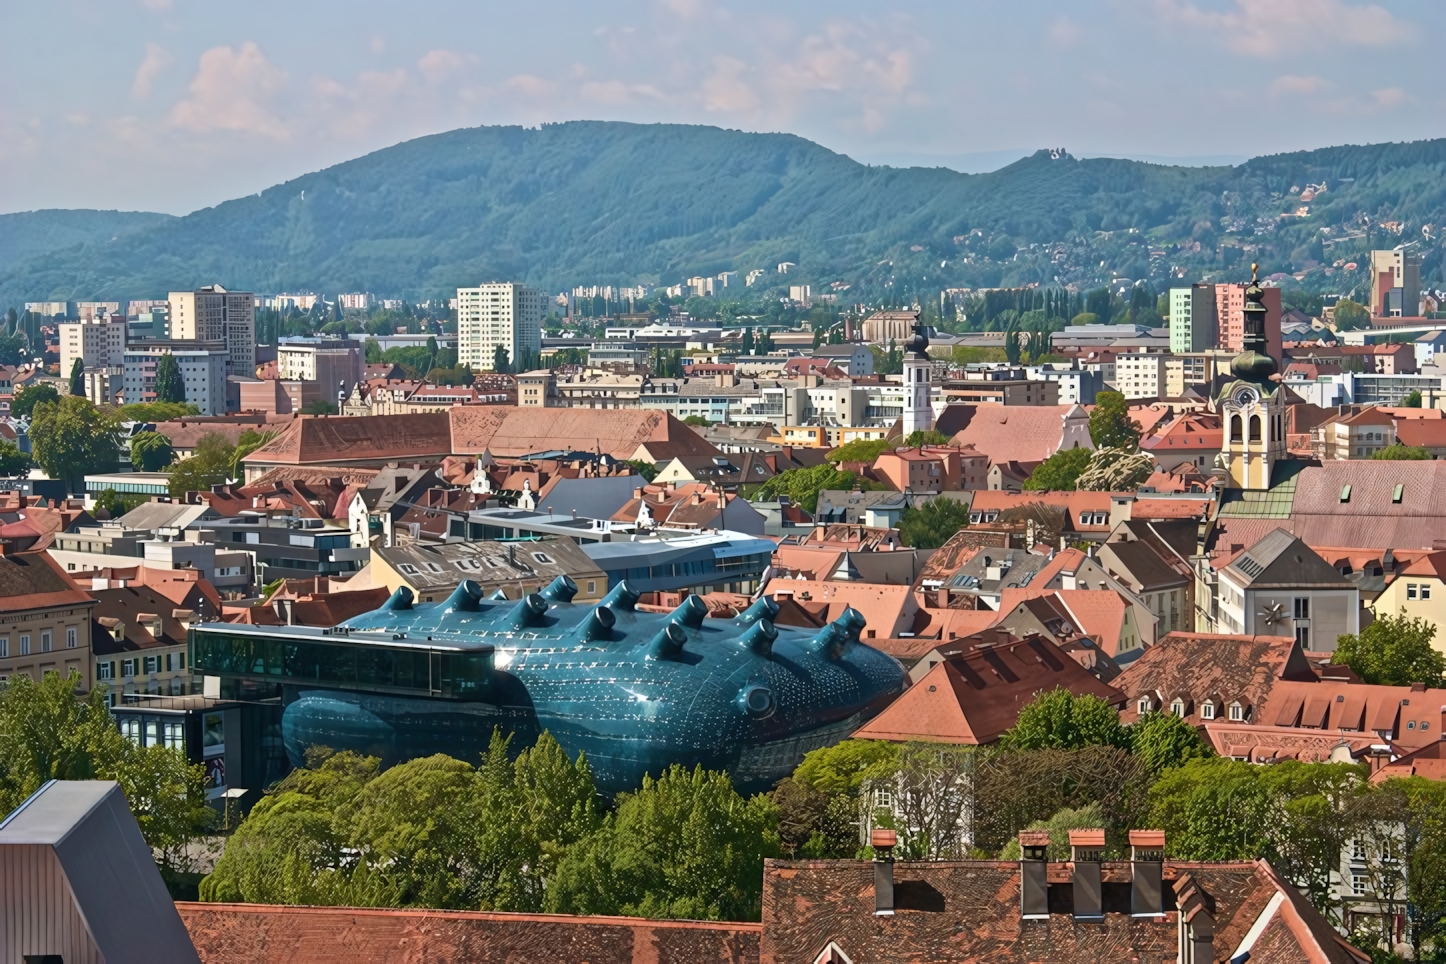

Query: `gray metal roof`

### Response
(0, 780, 201, 963)
(1224, 527, 1352, 589)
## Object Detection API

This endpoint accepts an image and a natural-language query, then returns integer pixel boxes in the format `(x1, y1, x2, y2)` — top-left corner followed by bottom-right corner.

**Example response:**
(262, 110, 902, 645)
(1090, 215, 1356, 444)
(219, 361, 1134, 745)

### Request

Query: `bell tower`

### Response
(1214, 265, 1286, 490)
(901, 320, 934, 436)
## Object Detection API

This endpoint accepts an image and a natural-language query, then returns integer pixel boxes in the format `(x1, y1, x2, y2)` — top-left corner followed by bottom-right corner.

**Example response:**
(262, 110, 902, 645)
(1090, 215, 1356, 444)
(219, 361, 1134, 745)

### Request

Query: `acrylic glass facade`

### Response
(191, 578, 905, 793)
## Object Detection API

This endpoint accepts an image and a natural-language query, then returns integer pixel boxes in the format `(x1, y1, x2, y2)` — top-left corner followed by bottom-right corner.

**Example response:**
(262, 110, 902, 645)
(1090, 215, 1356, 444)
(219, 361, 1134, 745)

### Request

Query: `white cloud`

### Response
(417, 49, 465, 84)
(701, 56, 758, 112)
(132, 42, 172, 99)
(1269, 74, 1328, 96)
(580, 79, 666, 105)
(507, 74, 554, 97)
(168, 42, 289, 139)
(1373, 87, 1407, 108)
(1151, 0, 1408, 58)
(658, 0, 705, 20)
(1046, 16, 1081, 48)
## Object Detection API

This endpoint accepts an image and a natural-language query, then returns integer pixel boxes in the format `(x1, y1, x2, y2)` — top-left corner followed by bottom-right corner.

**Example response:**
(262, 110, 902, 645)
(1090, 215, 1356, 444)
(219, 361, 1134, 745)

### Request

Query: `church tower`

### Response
(902, 320, 934, 436)
(1214, 265, 1286, 490)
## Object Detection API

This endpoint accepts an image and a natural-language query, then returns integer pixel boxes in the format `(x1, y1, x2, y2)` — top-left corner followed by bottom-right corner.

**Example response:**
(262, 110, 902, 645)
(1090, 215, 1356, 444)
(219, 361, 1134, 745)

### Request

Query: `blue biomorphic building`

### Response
(190, 578, 906, 794)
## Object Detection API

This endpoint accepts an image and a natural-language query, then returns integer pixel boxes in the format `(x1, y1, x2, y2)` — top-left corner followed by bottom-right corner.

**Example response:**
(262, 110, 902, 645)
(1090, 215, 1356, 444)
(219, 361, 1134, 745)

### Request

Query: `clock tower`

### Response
(901, 320, 934, 436)
(1214, 265, 1285, 490)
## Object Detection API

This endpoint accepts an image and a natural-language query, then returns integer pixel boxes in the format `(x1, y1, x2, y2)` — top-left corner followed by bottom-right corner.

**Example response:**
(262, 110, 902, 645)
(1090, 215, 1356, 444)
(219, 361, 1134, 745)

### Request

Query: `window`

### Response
(121, 718, 141, 743)
(1229, 702, 1245, 722)
(1295, 625, 1310, 648)
(144, 655, 159, 674)
(532, 552, 554, 565)
(1294, 598, 1310, 619)
(40, 632, 50, 653)
(122, 658, 137, 677)
(1138, 697, 1152, 715)
(1200, 702, 1216, 720)
(1352, 875, 1367, 897)
(163, 721, 184, 750)
(144, 721, 159, 746)
(1170, 699, 1185, 716)
(18, 635, 29, 656)
(65, 627, 76, 649)
(1079, 511, 1091, 525)
(0, 638, 7, 658)
(586, 581, 596, 595)
(1409, 584, 1419, 600)
(1424, 585, 1433, 601)
(97, 662, 113, 680)
(1352, 838, 1366, 861)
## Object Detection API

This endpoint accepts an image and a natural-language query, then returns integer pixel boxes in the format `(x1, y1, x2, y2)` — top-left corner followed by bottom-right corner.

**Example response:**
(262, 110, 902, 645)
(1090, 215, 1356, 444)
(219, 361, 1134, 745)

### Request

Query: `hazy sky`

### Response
(2, 0, 1441, 215)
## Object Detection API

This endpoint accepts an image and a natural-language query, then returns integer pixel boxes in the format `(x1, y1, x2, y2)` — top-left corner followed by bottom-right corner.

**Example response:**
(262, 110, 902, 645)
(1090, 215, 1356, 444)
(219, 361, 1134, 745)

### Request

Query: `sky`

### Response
(1, 0, 1442, 216)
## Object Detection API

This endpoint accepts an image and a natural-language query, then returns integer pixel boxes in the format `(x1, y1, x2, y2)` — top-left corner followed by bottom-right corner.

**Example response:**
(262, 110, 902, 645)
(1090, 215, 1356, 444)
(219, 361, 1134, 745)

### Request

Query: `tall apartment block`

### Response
(456, 283, 544, 371)
(1215, 283, 1281, 361)
(122, 341, 229, 416)
(59, 316, 127, 377)
(168, 285, 256, 378)
(1369, 249, 1421, 318)
(1169, 284, 1216, 353)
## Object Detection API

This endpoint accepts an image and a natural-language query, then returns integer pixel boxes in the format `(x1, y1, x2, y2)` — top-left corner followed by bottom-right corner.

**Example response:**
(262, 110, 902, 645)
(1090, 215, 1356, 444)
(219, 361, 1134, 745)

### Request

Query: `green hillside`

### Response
(2, 122, 1444, 307)
(0, 209, 174, 278)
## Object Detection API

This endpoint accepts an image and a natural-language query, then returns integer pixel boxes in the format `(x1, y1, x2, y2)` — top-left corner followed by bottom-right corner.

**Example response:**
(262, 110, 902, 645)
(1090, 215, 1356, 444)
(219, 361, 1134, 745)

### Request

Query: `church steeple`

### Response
(1213, 264, 1286, 491)
(901, 319, 934, 435)
(1229, 264, 1278, 383)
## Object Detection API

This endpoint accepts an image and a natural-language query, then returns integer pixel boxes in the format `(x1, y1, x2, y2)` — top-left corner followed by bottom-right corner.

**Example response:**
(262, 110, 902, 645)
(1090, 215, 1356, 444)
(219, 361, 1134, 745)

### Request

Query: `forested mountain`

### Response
(4, 121, 1446, 308)
(0, 209, 174, 279)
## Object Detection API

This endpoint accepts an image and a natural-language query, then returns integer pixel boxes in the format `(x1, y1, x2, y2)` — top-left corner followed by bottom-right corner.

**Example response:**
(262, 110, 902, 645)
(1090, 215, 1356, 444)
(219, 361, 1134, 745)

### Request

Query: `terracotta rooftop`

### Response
(851, 635, 1124, 745)
(765, 579, 917, 639)
(450, 407, 720, 462)
(939, 403, 1091, 464)
(0, 548, 96, 613)
(177, 902, 760, 964)
(245, 413, 454, 467)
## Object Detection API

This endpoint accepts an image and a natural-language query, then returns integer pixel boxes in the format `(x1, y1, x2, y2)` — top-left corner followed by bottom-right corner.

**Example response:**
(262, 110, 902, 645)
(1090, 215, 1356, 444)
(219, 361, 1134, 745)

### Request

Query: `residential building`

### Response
(168, 285, 256, 378)
(935, 403, 1094, 465)
(76, 301, 121, 320)
(1114, 350, 1168, 400)
(788, 284, 811, 305)
(456, 282, 545, 370)
(59, 314, 126, 376)
(365, 538, 608, 604)
(1370, 248, 1422, 317)
(337, 292, 373, 311)
(610, 481, 767, 534)
(197, 515, 368, 584)
(1139, 413, 1222, 472)
(1214, 528, 1359, 648)
(91, 583, 198, 700)
(0, 547, 98, 690)
(1415, 329, 1446, 368)
(276, 337, 364, 393)
(1370, 550, 1446, 648)
(1394, 418, 1446, 458)
(24, 300, 75, 318)
(1097, 519, 1197, 638)
(811, 343, 873, 376)
(121, 341, 229, 415)
(1341, 343, 1417, 375)
(1024, 363, 1102, 405)
(1311, 407, 1397, 460)
(941, 371, 1059, 406)
(1215, 281, 1281, 359)
(1168, 283, 1216, 353)
(1163, 350, 1235, 398)
(871, 446, 974, 493)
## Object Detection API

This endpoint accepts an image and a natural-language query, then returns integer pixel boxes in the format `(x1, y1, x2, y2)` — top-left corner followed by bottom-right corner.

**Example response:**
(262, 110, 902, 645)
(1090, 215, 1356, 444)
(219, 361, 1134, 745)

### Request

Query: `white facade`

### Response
(902, 354, 934, 435)
(1169, 284, 1216, 354)
(168, 285, 256, 378)
(1115, 350, 1168, 401)
(60, 318, 126, 376)
(122, 342, 229, 416)
(456, 282, 545, 371)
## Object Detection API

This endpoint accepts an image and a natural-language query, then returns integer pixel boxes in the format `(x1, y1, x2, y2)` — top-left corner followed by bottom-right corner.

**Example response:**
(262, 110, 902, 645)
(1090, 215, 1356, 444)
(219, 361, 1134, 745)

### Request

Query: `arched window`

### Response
(1249, 414, 1262, 442)
(1229, 414, 1242, 442)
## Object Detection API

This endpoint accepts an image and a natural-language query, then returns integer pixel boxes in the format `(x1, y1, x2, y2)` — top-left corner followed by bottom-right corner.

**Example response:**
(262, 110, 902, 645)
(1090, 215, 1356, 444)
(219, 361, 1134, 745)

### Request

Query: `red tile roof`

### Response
(765, 579, 917, 639)
(851, 635, 1124, 744)
(0, 548, 96, 613)
(177, 903, 760, 964)
(450, 407, 719, 462)
(940, 404, 1091, 464)
(246, 414, 454, 467)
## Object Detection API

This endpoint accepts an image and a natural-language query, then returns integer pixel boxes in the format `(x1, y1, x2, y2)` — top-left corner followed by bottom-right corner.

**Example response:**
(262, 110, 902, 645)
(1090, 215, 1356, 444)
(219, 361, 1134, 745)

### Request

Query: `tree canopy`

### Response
(1000, 687, 1130, 752)
(130, 430, 176, 471)
(898, 497, 972, 549)
(756, 463, 876, 513)
(153, 354, 186, 404)
(1088, 391, 1141, 450)
(167, 431, 239, 497)
(11, 381, 59, 419)
(1335, 608, 1445, 687)
(68, 358, 84, 396)
(1372, 444, 1431, 460)
(28, 395, 120, 488)
(1022, 447, 1092, 491)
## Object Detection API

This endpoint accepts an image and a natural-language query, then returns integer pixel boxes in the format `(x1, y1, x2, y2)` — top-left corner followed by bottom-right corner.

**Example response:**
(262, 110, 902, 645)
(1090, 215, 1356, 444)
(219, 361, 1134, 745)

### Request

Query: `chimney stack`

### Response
(1069, 829, 1105, 921)
(871, 828, 896, 916)
(1018, 831, 1049, 920)
(1129, 830, 1166, 917)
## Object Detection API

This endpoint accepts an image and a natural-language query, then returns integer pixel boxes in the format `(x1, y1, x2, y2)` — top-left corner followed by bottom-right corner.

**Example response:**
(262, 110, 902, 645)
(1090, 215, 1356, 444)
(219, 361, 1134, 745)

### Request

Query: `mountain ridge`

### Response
(4, 121, 1445, 306)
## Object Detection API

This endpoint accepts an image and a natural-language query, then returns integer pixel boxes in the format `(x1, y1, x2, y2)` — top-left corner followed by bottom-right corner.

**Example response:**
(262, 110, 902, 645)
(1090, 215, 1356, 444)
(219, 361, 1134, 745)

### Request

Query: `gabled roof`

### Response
(765, 579, 917, 639)
(1114, 632, 1317, 724)
(851, 635, 1124, 744)
(939, 403, 1092, 464)
(0, 548, 96, 613)
(450, 407, 720, 462)
(1223, 528, 1353, 589)
(245, 413, 454, 466)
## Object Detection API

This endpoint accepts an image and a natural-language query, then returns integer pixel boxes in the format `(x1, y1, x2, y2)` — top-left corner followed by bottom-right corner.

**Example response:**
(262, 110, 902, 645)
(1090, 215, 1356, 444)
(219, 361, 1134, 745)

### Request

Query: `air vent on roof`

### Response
(1235, 557, 1265, 578)
(1393, 483, 1404, 504)
(1340, 484, 1352, 504)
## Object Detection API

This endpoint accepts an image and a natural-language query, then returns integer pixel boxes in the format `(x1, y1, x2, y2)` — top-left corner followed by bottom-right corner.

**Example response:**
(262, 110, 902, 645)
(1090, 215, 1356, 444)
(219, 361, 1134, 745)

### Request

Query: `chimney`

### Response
(1069, 829, 1105, 921)
(1130, 830, 1165, 917)
(871, 828, 896, 916)
(1018, 831, 1049, 920)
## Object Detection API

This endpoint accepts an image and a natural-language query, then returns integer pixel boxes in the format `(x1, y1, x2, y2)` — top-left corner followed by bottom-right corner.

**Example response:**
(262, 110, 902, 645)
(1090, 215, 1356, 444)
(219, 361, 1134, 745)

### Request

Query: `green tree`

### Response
(68, 357, 84, 396)
(828, 438, 893, 463)
(167, 431, 236, 497)
(301, 400, 339, 415)
(682, 415, 712, 427)
(28, 395, 120, 489)
(548, 764, 779, 921)
(1070, 312, 1100, 326)
(1001, 687, 1130, 751)
(902, 429, 950, 447)
(1333, 298, 1371, 331)
(154, 354, 186, 404)
(622, 458, 658, 482)
(0, 439, 28, 476)
(898, 497, 972, 549)
(230, 429, 276, 480)
(1022, 447, 1092, 490)
(998, 803, 1107, 861)
(1403, 390, 1423, 408)
(1336, 608, 1444, 687)
(1129, 711, 1214, 776)
(1089, 391, 1141, 449)
(117, 401, 200, 422)
(492, 345, 511, 373)
(1373, 444, 1431, 460)
(792, 739, 900, 798)
(11, 381, 59, 419)
(130, 430, 175, 471)
(756, 463, 874, 513)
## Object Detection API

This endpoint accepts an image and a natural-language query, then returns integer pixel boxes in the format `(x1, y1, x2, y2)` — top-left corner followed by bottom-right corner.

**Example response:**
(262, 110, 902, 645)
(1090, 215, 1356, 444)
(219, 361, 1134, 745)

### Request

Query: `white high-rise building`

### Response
(122, 342, 229, 416)
(456, 283, 544, 371)
(60, 317, 127, 378)
(168, 285, 256, 378)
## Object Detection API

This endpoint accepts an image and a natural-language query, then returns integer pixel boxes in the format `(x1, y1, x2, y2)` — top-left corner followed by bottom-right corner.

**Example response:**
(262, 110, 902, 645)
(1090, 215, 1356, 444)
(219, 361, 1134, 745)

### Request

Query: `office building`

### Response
(59, 315, 127, 376)
(1370, 249, 1422, 318)
(456, 282, 545, 371)
(1215, 282, 1281, 359)
(168, 285, 256, 378)
(276, 337, 364, 394)
(122, 341, 229, 415)
(1169, 284, 1216, 353)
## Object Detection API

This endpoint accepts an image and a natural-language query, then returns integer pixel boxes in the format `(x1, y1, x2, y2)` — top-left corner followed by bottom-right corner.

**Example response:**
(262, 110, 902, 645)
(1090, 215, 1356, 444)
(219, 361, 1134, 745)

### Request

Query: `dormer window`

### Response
(1137, 696, 1152, 715)
(1200, 702, 1216, 720)
(1079, 511, 1090, 525)
(1229, 701, 1245, 722)
(1170, 699, 1185, 717)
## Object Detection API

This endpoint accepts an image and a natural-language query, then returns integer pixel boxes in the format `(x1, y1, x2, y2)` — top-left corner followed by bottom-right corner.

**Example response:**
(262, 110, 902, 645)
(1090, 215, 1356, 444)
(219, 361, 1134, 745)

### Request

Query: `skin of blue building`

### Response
(190, 577, 906, 795)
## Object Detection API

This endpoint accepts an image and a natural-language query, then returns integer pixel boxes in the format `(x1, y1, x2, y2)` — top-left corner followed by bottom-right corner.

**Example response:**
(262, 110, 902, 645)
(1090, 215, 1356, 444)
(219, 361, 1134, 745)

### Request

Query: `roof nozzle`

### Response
(503, 593, 549, 632)
(540, 574, 578, 604)
(575, 605, 616, 641)
(644, 622, 687, 660)
(601, 580, 640, 612)
(443, 579, 483, 613)
(739, 617, 777, 656)
(382, 586, 414, 611)
(669, 594, 709, 630)
(736, 596, 779, 625)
